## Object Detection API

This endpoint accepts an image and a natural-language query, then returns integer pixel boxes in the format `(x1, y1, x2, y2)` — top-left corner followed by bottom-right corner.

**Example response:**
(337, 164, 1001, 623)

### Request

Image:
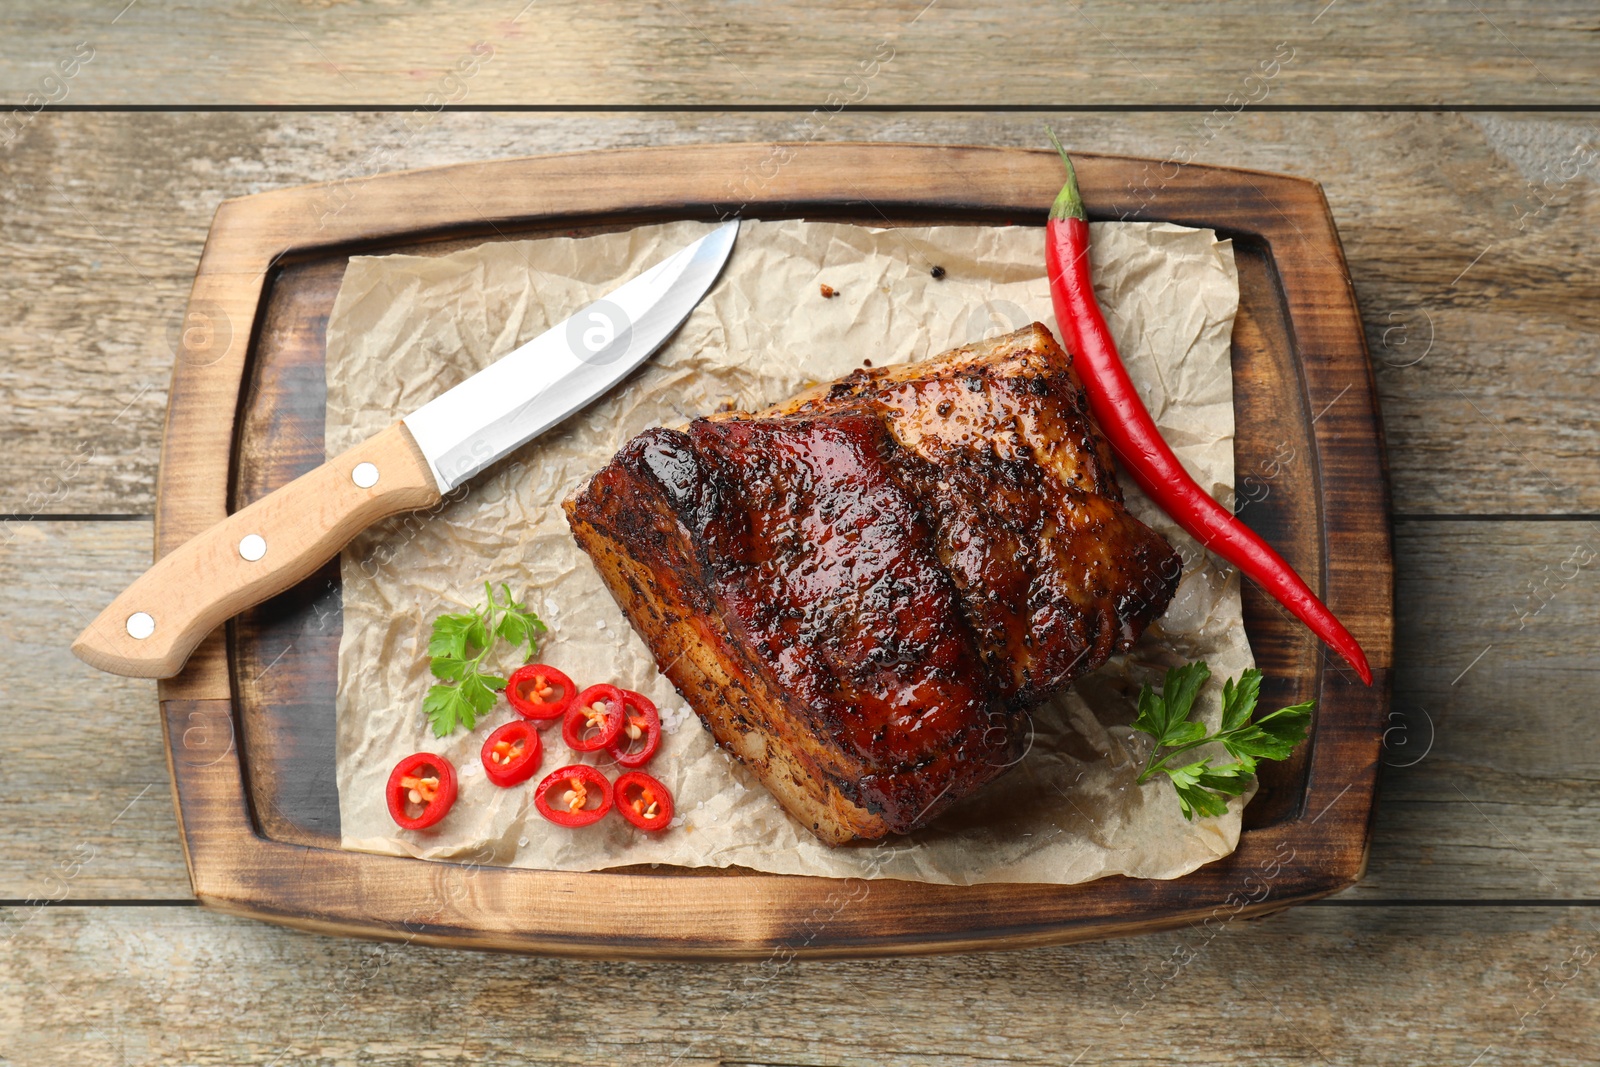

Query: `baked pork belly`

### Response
(565, 324, 1179, 844)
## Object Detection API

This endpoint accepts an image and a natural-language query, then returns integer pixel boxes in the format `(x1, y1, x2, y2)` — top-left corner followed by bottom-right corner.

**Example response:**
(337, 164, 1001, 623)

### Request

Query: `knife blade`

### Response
(406, 219, 738, 491)
(72, 220, 739, 679)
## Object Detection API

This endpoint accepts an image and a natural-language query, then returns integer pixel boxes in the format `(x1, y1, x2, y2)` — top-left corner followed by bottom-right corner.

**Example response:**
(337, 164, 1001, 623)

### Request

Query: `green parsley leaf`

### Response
(1223, 700, 1315, 763)
(1194, 760, 1254, 796)
(1166, 760, 1233, 820)
(456, 672, 502, 727)
(1132, 661, 1210, 745)
(429, 656, 468, 682)
(1158, 662, 1209, 730)
(1132, 661, 1313, 821)
(491, 582, 547, 660)
(1220, 667, 1262, 733)
(427, 612, 477, 661)
(423, 684, 473, 737)
(1162, 719, 1210, 750)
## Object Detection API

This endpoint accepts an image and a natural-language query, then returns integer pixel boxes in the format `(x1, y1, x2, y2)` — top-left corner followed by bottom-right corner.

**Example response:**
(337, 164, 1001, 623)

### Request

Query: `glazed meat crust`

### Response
(565, 324, 1179, 844)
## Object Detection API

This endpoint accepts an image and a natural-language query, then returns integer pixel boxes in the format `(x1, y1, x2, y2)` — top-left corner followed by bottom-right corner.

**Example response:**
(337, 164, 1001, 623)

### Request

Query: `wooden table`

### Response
(3, 3, 1597, 1063)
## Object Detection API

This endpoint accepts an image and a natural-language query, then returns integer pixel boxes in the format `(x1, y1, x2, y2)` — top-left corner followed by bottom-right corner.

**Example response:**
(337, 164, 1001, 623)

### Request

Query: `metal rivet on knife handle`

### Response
(238, 533, 267, 561)
(126, 612, 155, 640)
(352, 462, 380, 488)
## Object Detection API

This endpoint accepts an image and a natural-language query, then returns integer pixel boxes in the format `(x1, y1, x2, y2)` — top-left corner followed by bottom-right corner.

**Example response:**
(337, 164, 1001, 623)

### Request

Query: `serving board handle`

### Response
(72, 421, 442, 679)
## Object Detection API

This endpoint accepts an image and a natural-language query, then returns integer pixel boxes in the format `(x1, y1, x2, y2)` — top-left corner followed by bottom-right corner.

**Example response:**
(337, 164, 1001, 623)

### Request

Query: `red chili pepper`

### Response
(563, 684, 626, 752)
(480, 720, 543, 787)
(1042, 132, 1371, 685)
(505, 663, 576, 722)
(605, 689, 661, 769)
(614, 771, 673, 832)
(385, 752, 458, 830)
(533, 764, 613, 828)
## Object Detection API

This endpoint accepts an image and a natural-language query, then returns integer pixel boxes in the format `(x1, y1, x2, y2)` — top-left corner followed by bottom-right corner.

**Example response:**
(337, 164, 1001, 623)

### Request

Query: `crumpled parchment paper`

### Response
(326, 218, 1249, 885)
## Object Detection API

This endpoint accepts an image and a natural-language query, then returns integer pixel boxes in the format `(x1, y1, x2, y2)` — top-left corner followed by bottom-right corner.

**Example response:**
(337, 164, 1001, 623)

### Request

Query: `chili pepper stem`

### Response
(1044, 126, 1086, 222)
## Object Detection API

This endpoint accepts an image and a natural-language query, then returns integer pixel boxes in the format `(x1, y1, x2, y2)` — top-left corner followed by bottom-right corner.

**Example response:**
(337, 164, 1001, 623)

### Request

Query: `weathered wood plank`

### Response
(5, 519, 1599, 900)
(2, 112, 1596, 515)
(1351, 518, 1600, 899)
(3, 1, 1598, 106)
(2, 905, 1597, 1064)
(0, 521, 186, 899)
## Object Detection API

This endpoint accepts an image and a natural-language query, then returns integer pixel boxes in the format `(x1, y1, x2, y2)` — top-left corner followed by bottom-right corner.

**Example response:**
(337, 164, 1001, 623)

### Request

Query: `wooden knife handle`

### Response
(72, 421, 443, 679)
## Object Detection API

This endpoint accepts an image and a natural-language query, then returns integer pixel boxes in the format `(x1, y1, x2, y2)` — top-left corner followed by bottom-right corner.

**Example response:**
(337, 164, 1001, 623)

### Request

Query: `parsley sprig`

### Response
(422, 582, 548, 737)
(1131, 662, 1313, 820)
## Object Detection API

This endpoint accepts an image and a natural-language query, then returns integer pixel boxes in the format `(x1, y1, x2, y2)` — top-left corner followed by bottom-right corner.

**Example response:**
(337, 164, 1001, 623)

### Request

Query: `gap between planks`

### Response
(13, 898, 1600, 908)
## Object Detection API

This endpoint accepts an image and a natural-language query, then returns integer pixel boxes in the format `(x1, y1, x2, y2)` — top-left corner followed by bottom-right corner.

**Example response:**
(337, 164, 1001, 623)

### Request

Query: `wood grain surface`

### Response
(2, 906, 1597, 1066)
(2, 89, 1597, 1065)
(2, 1, 1598, 106)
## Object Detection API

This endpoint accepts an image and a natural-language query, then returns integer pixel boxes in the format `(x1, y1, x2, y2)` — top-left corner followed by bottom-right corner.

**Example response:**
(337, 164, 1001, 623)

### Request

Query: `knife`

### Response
(73, 220, 740, 679)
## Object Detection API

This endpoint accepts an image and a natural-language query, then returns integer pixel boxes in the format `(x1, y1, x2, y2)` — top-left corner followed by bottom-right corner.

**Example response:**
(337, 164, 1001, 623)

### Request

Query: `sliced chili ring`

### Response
(385, 752, 458, 830)
(505, 663, 576, 722)
(606, 689, 661, 769)
(614, 771, 673, 832)
(533, 764, 612, 828)
(480, 720, 543, 788)
(563, 684, 625, 752)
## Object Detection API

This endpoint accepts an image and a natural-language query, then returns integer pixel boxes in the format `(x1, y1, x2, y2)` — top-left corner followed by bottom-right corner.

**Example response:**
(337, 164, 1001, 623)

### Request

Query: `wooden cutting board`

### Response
(155, 143, 1392, 959)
